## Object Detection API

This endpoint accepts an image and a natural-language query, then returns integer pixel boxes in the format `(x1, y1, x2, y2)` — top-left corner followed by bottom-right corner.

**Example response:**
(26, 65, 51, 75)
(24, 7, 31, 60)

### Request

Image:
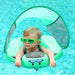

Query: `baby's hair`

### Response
(23, 27, 42, 39)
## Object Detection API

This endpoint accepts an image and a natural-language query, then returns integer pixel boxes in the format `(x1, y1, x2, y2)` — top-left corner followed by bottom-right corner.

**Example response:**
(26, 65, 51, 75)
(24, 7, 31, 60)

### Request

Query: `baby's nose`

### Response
(26, 41, 29, 44)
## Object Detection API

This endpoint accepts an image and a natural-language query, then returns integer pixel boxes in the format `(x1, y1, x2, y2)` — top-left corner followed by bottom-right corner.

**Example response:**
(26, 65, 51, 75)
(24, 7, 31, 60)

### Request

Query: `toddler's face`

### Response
(23, 33, 40, 49)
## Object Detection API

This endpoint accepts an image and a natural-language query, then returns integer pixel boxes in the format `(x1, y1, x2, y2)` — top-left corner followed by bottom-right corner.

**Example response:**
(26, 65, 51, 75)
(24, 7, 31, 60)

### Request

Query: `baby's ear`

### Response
(37, 41, 41, 45)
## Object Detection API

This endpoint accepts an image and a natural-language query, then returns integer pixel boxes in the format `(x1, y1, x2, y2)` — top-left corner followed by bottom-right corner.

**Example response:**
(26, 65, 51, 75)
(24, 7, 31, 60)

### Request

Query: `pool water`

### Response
(0, 0, 75, 75)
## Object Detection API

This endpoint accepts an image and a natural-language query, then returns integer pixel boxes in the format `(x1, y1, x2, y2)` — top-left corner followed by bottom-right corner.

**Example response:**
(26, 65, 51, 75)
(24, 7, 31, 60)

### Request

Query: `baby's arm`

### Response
(41, 46, 56, 67)
(15, 47, 24, 67)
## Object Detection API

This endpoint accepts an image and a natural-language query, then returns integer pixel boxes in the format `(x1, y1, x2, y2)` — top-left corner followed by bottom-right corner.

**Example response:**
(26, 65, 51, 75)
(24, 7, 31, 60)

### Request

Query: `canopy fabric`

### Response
(48, 17, 69, 48)
(16, 7, 59, 26)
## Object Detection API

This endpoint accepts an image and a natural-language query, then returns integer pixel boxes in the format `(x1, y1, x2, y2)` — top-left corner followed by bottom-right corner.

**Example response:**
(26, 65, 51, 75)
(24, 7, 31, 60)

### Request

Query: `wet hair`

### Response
(23, 27, 42, 39)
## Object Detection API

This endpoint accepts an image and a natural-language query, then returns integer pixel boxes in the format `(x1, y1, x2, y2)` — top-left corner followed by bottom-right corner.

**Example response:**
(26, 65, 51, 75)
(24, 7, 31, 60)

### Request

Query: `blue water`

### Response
(0, 0, 75, 75)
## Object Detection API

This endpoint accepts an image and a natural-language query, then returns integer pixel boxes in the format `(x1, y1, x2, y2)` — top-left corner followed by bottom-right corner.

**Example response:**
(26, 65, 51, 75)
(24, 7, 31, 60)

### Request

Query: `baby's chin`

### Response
(25, 46, 36, 50)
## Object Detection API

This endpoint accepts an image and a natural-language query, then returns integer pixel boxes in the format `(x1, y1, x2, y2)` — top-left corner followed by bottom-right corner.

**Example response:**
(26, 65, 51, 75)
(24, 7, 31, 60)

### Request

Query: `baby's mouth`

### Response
(26, 44, 30, 47)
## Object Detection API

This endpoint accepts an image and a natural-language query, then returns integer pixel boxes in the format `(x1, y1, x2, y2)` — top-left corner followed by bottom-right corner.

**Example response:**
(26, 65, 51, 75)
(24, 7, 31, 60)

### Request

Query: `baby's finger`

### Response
(50, 63, 52, 67)
(52, 63, 56, 67)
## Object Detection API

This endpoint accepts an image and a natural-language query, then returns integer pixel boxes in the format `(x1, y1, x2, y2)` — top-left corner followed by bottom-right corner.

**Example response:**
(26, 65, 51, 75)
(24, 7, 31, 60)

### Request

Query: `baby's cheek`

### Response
(23, 43, 25, 45)
(30, 43, 36, 47)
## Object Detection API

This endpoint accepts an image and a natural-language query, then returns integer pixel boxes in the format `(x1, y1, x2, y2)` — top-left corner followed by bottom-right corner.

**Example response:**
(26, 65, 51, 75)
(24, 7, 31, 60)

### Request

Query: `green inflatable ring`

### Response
(4, 6, 70, 70)
(6, 35, 62, 68)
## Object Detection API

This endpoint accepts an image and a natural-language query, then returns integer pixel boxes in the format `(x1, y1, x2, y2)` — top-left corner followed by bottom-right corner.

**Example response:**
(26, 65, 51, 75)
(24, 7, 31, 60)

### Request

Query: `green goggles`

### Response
(21, 37, 40, 43)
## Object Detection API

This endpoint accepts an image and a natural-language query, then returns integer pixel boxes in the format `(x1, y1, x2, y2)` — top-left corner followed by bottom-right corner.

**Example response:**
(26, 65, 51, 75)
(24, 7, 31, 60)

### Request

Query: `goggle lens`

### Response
(28, 39, 34, 43)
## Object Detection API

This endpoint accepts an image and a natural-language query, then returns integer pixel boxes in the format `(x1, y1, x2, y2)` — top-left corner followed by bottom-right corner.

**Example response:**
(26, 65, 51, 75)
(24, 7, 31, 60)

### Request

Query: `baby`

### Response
(15, 27, 56, 67)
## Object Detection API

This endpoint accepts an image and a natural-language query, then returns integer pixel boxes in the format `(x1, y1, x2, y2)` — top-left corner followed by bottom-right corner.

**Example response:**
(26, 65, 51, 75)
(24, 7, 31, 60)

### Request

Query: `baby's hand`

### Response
(15, 59, 22, 67)
(50, 60, 56, 67)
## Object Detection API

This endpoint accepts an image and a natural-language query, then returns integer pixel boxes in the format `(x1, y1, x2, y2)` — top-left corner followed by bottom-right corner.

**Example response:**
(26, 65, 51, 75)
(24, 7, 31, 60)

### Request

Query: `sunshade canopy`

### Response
(4, 6, 70, 53)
